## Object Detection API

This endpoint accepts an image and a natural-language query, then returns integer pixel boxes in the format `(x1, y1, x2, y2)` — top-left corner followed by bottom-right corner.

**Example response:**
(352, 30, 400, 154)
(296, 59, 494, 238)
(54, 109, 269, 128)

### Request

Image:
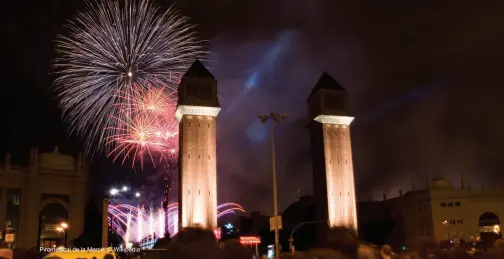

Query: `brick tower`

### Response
(176, 60, 220, 230)
(307, 72, 358, 234)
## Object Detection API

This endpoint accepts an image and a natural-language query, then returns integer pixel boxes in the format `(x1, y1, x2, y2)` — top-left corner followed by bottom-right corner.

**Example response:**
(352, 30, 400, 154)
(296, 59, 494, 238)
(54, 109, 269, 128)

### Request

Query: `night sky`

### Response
(3, 0, 504, 215)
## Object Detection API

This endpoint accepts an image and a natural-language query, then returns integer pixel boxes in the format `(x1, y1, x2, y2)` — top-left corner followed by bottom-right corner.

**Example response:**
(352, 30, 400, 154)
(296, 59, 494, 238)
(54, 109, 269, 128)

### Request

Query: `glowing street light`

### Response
(122, 186, 129, 192)
(109, 188, 119, 196)
(59, 222, 69, 247)
(257, 112, 286, 258)
(135, 192, 141, 198)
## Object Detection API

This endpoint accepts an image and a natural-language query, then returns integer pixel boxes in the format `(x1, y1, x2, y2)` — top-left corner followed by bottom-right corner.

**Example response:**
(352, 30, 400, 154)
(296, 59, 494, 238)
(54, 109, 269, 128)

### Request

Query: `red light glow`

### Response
(239, 236, 261, 245)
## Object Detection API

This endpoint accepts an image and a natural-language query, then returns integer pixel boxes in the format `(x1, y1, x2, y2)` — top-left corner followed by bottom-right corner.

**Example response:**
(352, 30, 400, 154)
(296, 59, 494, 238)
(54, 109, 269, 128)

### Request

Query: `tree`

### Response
(72, 200, 123, 248)
(73, 200, 102, 248)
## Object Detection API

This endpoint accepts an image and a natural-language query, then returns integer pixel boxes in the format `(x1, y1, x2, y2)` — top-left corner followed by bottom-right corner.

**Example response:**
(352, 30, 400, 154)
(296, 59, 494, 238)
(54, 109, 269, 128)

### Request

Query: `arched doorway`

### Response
(38, 203, 68, 249)
(478, 212, 501, 249)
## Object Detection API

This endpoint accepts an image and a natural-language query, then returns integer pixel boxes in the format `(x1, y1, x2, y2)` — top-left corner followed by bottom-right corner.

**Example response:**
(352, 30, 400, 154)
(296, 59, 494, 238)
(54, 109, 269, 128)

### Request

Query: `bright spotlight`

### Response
(135, 192, 141, 198)
(122, 186, 128, 192)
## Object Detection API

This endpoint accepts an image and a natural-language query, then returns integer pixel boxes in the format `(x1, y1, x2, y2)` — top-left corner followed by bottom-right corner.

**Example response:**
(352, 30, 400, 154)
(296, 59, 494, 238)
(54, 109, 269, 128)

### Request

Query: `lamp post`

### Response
(289, 220, 328, 253)
(258, 112, 286, 258)
(57, 222, 69, 247)
(105, 186, 141, 247)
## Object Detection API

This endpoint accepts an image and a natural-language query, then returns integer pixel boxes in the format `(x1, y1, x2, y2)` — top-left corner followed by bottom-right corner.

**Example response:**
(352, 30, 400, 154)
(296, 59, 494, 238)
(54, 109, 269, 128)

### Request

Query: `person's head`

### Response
(307, 248, 349, 259)
(381, 244, 393, 256)
(166, 227, 221, 259)
(358, 244, 380, 259)
(220, 239, 253, 259)
(322, 226, 358, 259)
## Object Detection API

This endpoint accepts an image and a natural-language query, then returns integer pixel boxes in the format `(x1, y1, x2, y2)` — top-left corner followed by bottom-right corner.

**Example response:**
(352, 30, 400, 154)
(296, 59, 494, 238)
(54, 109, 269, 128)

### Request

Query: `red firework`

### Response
(105, 80, 179, 168)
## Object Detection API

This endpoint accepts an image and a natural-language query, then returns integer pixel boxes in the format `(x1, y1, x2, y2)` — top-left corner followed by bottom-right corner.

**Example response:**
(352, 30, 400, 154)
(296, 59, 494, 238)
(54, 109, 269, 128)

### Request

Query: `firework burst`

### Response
(53, 0, 206, 155)
(106, 80, 179, 167)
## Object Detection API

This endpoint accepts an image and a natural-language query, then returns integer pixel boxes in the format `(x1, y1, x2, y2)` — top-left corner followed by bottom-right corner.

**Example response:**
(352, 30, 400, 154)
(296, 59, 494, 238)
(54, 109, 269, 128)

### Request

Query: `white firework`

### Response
(53, 0, 206, 154)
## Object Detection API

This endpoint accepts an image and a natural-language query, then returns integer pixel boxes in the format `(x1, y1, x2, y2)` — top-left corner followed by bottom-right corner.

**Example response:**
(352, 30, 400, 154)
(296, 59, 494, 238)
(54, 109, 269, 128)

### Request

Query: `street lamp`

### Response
(109, 188, 119, 196)
(257, 112, 287, 258)
(58, 222, 69, 247)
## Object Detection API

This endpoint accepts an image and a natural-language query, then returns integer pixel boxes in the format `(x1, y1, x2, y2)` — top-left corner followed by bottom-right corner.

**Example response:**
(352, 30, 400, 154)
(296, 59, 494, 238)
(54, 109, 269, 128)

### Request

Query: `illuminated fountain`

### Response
(108, 202, 245, 244)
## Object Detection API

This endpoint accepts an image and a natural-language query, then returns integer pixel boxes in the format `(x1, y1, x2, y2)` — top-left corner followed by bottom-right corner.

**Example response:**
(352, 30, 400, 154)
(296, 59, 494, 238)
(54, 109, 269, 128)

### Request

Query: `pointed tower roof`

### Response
(183, 59, 215, 79)
(307, 72, 345, 100)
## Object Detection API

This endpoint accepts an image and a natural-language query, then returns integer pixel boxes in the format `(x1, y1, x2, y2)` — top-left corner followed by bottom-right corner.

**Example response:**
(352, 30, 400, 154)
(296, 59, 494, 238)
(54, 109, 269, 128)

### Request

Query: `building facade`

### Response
(176, 60, 220, 230)
(0, 146, 89, 249)
(308, 72, 358, 236)
(384, 177, 503, 247)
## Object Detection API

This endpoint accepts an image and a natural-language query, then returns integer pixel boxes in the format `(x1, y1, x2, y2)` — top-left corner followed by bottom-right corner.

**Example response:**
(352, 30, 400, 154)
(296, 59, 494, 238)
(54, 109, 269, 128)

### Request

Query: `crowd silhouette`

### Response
(143, 226, 504, 259)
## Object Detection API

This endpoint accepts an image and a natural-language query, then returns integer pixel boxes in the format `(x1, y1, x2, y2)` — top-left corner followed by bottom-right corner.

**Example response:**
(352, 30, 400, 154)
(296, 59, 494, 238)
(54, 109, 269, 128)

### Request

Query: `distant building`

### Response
(383, 177, 503, 248)
(0, 146, 89, 249)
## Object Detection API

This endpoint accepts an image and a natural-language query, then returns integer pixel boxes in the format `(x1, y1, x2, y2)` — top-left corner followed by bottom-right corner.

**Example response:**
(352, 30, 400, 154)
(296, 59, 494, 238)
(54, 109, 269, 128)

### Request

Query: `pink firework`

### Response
(105, 79, 180, 168)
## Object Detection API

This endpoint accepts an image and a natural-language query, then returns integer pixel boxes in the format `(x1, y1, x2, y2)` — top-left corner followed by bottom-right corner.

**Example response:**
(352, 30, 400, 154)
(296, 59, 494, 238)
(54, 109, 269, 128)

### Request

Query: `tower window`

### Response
(188, 154, 191, 159)
(188, 122, 191, 127)
(198, 190, 201, 195)
(208, 155, 210, 160)
(198, 155, 200, 159)
(198, 123, 201, 127)
(188, 190, 190, 195)
(209, 191, 211, 195)
(448, 202, 453, 207)
(455, 202, 460, 206)
(440, 202, 446, 207)
(208, 123, 210, 128)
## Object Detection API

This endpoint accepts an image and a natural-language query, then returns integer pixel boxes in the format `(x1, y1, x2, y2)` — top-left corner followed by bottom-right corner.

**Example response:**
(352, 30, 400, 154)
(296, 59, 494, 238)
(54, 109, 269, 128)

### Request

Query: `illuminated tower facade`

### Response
(307, 73, 358, 233)
(176, 60, 220, 230)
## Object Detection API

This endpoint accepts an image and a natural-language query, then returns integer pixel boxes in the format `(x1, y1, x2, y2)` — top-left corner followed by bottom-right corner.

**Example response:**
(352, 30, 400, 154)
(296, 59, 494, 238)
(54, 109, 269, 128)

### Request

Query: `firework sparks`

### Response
(108, 202, 245, 242)
(53, 0, 206, 156)
(105, 81, 179, 167)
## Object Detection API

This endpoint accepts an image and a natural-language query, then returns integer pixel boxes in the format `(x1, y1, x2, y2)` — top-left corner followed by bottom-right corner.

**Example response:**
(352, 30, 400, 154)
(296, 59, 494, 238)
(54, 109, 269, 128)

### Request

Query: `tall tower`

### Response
(307, 72, 358, 233)
(176, 60, 220, 230)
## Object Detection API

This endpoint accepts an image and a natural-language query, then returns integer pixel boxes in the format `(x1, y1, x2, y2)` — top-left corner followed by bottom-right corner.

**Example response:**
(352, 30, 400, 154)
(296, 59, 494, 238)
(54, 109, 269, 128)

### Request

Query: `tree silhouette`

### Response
(72, 200, 123, 248)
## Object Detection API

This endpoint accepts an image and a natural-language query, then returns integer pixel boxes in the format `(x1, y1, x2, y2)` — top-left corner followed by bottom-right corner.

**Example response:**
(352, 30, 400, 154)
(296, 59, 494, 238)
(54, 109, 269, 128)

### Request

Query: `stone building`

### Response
(383, 177, 503, 248)
(0, 146, 88, 249)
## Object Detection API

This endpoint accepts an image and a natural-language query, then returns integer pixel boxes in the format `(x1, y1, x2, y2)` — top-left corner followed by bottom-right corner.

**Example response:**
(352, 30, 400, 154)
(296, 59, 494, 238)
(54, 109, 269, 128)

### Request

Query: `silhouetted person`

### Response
(165, 227, 221, 259)
(358, 243, 380, 259)
(307, 248, 349, 259)
(219, 239, 253, 259)
(321, 227, 358, 259)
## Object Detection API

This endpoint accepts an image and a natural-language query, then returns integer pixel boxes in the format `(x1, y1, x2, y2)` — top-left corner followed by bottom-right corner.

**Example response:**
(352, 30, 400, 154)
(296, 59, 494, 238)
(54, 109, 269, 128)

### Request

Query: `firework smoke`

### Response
(53, 0, 206, 155)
